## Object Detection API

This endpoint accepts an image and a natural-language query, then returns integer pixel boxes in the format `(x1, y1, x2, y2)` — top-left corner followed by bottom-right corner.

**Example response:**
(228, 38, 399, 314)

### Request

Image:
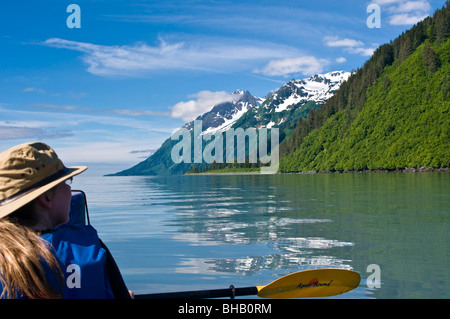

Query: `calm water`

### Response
(71, 171, 449, 299)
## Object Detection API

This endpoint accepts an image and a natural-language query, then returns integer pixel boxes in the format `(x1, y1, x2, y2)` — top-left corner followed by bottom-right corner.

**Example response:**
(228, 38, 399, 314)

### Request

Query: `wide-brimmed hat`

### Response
(0, 142, 87, 219)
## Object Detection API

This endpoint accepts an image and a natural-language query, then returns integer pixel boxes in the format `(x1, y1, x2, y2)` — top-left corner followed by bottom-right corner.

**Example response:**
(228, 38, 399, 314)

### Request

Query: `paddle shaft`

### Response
(135, 286, 258, 299)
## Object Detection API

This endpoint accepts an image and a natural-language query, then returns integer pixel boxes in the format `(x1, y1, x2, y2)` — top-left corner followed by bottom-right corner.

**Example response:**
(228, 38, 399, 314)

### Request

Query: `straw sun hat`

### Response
(0, 142, 87, 219)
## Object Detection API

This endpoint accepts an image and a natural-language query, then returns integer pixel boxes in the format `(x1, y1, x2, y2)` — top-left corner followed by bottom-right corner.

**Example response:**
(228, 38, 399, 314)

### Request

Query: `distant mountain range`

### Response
(112, 3, 449, 176)
(111, 71, 350, 176)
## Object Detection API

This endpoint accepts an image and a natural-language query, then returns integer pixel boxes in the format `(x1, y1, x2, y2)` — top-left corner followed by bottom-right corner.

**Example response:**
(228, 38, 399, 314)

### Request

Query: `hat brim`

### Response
(0, 166, 87, 219)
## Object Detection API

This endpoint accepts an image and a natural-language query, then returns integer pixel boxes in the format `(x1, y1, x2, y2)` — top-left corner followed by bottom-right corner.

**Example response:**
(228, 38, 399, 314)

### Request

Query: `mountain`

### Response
(233, 71, 350, 140)
(185, 90, 264, 135)
(111, 72, 349, 176)
(279, 3, 450, 172)
(261, 71, 351, 116)
(112, 90, 263, 176)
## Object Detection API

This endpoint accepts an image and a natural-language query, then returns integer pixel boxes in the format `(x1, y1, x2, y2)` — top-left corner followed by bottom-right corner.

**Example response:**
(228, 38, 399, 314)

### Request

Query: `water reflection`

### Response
(74, 172, 450, 298)
(137, 175, 357, 275)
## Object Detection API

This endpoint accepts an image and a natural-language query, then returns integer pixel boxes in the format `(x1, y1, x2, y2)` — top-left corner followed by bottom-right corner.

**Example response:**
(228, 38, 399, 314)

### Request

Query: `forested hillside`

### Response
(279, 3, 450, 172)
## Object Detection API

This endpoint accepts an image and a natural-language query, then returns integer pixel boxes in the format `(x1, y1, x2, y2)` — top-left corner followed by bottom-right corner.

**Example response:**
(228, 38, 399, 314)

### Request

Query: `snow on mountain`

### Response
(182, 71, 351, 137)
(269, 71, 351, 113)
(229, 71, 351, 132)
(184, 90, 264, 135)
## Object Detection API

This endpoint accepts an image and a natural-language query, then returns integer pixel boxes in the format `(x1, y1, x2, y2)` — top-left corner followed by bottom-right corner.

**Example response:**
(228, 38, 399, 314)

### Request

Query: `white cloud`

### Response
(170, 91, 239, 122)
(324, 36, 376, 57)
(23, 87, 46, 94)
(43, 37, 296, 77)
(104, 109, 170, 117)
(0, 125, 73, 140)
(0, 106, 177, 164)
(0, 106, 175, 143)
(371, 0, 399, 5)
(324, 37, 364, 48)
(336, 57, 347, 63)
(254, 56, 328, 77)
(30, 103, 79, 111)
(29, 103, 170, 117)
(23, 87, 87, 99)
(389, 12, 430, 25)
(394, 0, 431, 13)
(371, 0, 432, 25)
(346, 47, 377, 57)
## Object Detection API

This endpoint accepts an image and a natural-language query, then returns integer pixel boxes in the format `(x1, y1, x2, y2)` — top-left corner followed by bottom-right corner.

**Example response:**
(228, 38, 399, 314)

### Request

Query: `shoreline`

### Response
(186, 167, 450, 176)
(281, 167, 450, 174)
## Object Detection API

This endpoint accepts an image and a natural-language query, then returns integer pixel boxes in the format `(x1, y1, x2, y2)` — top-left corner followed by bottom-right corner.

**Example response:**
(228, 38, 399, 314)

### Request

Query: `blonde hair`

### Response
(0, 205, 64, 299)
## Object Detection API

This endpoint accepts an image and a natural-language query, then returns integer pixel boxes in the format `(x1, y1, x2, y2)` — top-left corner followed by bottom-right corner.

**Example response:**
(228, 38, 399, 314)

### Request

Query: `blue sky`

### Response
(0, 0, 446, 170)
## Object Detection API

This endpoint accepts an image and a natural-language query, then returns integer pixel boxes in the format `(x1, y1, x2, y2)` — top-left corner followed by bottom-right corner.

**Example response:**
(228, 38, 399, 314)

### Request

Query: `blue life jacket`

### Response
(41, 224, 115, 299)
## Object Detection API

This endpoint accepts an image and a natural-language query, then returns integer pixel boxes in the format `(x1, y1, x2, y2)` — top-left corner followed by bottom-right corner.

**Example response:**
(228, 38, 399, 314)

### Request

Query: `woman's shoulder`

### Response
(41, 224, 100, 247)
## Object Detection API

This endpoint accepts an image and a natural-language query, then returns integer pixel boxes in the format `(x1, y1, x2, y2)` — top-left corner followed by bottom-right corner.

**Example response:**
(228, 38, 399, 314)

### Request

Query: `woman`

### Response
(0, 142, 130, 299)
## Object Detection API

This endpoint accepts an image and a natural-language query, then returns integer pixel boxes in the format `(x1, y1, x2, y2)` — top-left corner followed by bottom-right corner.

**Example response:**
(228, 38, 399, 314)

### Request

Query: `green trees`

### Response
(279, 3, 450, 173)
(423, 44, 441, 73)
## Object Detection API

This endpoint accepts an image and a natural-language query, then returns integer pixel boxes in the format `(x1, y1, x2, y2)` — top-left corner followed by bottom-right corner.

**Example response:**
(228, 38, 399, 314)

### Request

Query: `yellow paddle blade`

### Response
(257, 268, 361, 299)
